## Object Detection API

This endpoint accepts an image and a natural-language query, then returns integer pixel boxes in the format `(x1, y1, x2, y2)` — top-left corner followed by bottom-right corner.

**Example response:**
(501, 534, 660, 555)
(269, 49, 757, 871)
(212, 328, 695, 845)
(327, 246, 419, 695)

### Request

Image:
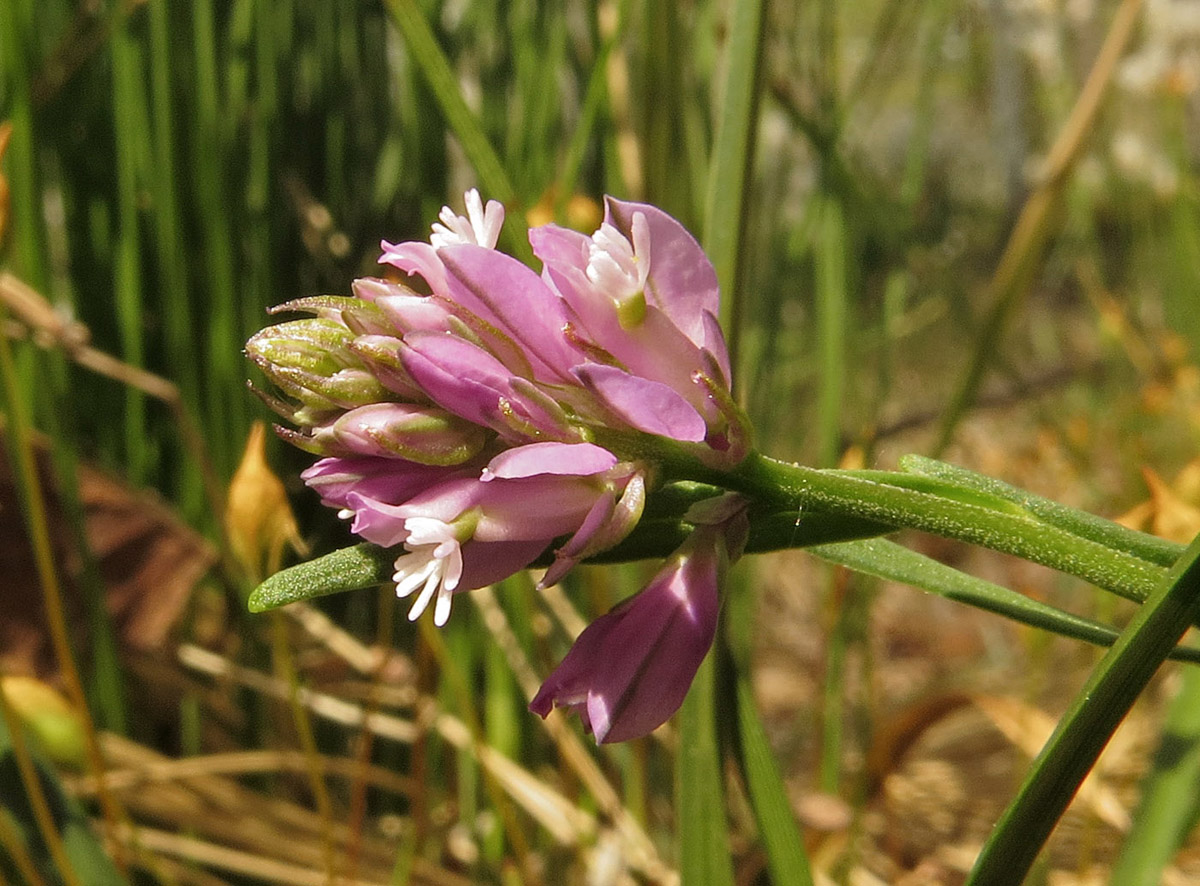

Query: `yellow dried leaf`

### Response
(1, 675, 85, 768)
(225, 422, 308, 583)
(1143, 466, 1200, 544)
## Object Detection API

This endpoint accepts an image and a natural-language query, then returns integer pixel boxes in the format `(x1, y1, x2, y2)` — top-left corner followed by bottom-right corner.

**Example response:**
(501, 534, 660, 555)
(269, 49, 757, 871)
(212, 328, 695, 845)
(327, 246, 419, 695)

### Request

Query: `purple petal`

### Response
(531, 224, 725, 412)
(482, 442, 617, 481)
(471, 474, 615, 542)
(399, 333, 520, 429)
(342, 492, 412, 547)
(302, 456, 463, 509)
(573, 364, 707, 442)
(530, 532, 722, 743)
(401, 333, 573, 442)
(457, 539, 550, 590)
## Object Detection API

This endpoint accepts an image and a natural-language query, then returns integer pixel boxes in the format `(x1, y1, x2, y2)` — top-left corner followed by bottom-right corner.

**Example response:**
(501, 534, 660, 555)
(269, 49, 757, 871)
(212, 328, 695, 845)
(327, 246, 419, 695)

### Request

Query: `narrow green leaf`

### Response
(966, 530, 1200, 886)
(900, 455, 1183, 567)
(248, 544, 394, 612)
(810, 537, 1200, 665)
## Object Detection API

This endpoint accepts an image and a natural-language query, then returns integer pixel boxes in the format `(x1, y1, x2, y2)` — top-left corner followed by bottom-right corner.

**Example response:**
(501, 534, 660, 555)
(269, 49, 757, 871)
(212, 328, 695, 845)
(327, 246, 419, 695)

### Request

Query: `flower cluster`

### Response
(247, 191, 751, 741)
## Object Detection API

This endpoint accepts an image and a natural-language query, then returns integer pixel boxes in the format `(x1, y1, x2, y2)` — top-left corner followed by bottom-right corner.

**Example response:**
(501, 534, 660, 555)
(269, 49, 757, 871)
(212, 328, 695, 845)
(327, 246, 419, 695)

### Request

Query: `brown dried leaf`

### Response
(0, 433, 215, 675)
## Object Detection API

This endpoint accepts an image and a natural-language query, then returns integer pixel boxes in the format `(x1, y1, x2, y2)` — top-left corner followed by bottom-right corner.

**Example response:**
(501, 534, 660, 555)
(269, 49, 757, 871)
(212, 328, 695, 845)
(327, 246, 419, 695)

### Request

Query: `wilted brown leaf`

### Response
(0, 433, 215, 675)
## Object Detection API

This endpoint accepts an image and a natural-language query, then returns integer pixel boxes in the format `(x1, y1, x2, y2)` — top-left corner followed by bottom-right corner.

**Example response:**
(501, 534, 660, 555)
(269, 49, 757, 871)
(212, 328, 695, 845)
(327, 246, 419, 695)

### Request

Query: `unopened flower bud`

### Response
(326, 402, 489, 465)
(247, 318, 390, 411)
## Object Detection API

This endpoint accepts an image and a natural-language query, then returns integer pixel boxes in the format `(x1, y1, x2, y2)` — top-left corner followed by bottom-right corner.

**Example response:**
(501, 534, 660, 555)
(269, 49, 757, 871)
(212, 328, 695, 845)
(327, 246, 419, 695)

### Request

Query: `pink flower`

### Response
(249, 191, 750, 636)
(321, 442, 646, 626)
(530, 495, 748, 743)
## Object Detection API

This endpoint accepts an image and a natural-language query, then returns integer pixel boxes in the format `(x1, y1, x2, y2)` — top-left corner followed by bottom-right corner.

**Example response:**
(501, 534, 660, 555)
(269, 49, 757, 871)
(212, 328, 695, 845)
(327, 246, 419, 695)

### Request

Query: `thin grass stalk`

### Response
(44, 418, 128, 733)
(0, 0, 47, 292)
(640, 2, 693, 223)
(934, 0, 1144, 454)
(557, 0, 628, 213)
(818, 563, 847, 793)
(417, 618, 540, 885)
(146, 0, 198, 425)
(0, 802, 50, 886)
(876, 0, 949, 415)
(344, 589, 396, 884)
(268, 614, 338, 886)
(677, 652, 735, 886)
(0, 685, 83, 886)
(724, 565, 815, 886)
(967, 531, 1200, 886)
(844, 0, 918, 106)
(814, 194, 847, 468)
(0, 317, 127, 874)
(191, 0, 242, 478)
(701, 0, 767, 377)
(383, 0, 531, 264)
(110, 14, 150, 483)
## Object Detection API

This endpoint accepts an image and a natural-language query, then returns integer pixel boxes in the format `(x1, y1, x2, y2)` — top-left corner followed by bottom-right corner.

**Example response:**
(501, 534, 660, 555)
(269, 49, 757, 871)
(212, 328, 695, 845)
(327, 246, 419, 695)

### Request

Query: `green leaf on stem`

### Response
(899, 455, 1183, 568)
(810, 537, 1200, 665)
(248, 543, 393, 612)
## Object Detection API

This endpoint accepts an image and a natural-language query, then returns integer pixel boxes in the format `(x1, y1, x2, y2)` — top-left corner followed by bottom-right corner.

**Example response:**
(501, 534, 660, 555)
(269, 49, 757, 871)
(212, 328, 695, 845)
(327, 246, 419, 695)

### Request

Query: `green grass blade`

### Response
(725, 567, 815, 886)
(111, 18, 150, 483)
(676, 651, 735, 886)
(0, 0, 47, 292)
(1111, 666, 1200, 884)
(701, 0, 766, 367)
(966, 530, 1200, 886)
(383, 0, 530, 264)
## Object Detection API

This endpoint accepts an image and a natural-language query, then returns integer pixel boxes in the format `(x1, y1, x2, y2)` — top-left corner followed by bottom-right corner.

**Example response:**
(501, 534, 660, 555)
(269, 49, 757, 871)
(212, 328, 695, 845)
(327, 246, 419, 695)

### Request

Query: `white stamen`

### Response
(392, 517, 464, 626)
(429, 188, 505, 250)
(585, 212, 651, 298)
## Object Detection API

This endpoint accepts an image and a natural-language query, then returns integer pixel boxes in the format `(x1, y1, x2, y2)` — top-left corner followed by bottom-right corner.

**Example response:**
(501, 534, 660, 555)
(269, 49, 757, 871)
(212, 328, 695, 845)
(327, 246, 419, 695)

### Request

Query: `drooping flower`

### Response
(529, 494, 749, 743)
(247, 189, 749, 639)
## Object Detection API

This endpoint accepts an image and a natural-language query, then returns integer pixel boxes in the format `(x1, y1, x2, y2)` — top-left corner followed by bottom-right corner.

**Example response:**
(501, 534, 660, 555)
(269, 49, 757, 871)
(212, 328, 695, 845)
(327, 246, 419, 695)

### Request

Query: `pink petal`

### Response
(399, 333, 520, 429)
(573, 364, 707, 442)
(482, 442, 617, 481)
(604, 197, 721, 352)
(439, 244, 584, 382)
